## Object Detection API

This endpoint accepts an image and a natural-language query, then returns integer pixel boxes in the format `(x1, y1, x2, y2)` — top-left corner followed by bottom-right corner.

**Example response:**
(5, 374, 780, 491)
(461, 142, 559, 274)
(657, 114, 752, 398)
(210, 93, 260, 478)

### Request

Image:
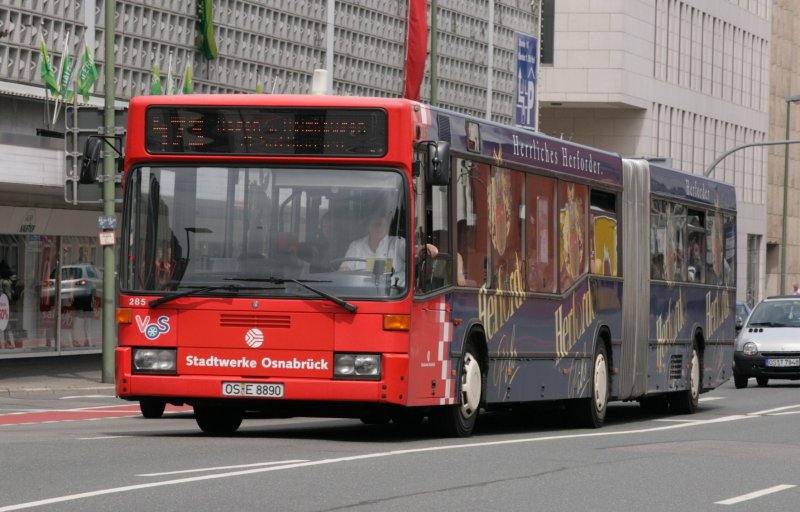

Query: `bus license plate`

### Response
(222, 382, 284, 398)
(765, 358, 800, 368)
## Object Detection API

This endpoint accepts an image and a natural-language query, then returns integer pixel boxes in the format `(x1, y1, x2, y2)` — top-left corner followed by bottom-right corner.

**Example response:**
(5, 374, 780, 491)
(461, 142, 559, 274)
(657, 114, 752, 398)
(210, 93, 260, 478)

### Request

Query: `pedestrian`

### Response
(793, 283, 800, 295)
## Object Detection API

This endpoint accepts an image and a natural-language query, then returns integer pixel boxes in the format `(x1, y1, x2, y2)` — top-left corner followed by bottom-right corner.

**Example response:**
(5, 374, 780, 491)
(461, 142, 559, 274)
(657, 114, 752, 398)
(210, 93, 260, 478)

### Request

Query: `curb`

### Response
(0, 384, 116, 396)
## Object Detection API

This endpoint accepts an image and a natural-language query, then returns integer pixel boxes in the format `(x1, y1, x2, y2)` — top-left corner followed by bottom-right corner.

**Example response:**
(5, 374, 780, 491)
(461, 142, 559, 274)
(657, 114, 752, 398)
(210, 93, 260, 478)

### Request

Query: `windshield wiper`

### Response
(231, 277, 357, 313)
(149, 284, 279, 308)
(749, 321, 787, 328)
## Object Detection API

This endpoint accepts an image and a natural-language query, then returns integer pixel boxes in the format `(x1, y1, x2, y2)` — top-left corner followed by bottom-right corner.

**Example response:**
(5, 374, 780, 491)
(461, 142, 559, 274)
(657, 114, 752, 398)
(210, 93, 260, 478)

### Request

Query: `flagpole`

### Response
(44, 88, 51, 129)
(40, 27, 52, 128)
(167, 50, 174, 95)
(52, 30, 71, 125)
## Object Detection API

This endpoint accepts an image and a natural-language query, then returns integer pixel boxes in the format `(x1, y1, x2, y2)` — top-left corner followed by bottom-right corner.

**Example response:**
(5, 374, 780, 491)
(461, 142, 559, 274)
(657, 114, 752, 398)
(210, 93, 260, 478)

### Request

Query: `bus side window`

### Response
(457, 160, 489, 289)
(589, 189, 618, 277)
(526, 174, 556, 292)
(650, 200, 665, 281)
(487, 167, 524, 290)
(558, 182, 588, 291)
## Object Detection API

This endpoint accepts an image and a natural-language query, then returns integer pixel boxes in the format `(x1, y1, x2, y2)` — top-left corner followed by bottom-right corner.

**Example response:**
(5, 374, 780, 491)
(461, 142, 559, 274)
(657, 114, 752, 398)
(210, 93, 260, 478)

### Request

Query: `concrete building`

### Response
(537, 0, 772, 307)
(0, 0, 794, 358)
(767, 0, 800, 297)
(0, 0, 538, 357)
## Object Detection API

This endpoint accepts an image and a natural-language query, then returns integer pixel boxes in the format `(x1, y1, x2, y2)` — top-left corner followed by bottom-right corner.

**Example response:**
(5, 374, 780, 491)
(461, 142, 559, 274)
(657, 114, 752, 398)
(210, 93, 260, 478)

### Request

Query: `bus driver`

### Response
(339, 211, 438, 282)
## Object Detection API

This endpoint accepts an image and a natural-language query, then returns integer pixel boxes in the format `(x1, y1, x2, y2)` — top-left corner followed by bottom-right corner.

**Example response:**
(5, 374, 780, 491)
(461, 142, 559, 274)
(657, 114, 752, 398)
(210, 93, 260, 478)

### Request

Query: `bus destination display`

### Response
(145, 107, 387, 156)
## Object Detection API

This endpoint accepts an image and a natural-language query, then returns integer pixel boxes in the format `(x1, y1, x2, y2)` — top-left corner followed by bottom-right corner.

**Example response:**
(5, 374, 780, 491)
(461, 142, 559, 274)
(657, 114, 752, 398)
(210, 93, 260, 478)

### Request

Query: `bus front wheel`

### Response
(431, 341, 484, 437)
(194, 405, 244, 435)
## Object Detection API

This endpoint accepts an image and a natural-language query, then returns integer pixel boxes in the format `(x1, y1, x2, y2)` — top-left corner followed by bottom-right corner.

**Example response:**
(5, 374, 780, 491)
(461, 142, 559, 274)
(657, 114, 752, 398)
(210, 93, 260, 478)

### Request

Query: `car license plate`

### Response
(222, 382, 284, 398)
(765, 358, 800, 368)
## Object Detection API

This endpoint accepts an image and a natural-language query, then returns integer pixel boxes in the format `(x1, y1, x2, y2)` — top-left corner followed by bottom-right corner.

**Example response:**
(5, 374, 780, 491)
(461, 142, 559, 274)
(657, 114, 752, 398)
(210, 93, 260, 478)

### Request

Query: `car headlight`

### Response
(742, 342, 758, 356)
(133, 348, 177, 374)
(334, 353, 381, 379)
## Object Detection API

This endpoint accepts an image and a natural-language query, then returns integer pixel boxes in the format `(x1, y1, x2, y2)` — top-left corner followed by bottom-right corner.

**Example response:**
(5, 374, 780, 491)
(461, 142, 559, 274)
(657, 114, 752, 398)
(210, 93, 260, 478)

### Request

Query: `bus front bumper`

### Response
(115, 347, 410, 406)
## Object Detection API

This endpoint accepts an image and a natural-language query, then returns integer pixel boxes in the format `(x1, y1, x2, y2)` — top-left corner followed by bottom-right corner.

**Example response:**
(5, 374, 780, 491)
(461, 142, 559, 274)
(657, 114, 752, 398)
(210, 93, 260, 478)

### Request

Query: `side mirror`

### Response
(78, 136, 103, 184)
(426, 141, 450, 186)
(735, 315, 744, 331)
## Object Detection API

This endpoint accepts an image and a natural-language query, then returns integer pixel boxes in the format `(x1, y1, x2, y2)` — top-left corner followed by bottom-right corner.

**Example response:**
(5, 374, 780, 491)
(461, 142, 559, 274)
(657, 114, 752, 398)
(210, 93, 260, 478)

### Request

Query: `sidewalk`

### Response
(0, 353, 115, 396)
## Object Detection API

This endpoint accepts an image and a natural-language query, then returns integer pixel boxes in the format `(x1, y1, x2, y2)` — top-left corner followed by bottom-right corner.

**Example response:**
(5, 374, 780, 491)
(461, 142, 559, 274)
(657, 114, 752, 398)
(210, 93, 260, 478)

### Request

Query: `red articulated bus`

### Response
(116, 94, 736, 436)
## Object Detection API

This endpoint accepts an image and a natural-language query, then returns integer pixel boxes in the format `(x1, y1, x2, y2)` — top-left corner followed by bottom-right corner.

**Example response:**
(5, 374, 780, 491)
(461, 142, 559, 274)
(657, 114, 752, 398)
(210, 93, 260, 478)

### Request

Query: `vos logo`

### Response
(135, 315, 171, 340)
(244, 328, 264, 348)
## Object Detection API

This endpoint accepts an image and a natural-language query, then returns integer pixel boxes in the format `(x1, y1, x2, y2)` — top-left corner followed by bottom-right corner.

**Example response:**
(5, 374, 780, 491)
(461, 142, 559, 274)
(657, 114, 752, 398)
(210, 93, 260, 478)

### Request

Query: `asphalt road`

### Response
(1, 378, 799, 512)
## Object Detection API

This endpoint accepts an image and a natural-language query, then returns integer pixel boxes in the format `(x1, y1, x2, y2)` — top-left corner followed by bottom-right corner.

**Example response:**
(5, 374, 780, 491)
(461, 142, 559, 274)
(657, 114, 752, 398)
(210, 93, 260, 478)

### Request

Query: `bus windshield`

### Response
(122, 166, 408, 299)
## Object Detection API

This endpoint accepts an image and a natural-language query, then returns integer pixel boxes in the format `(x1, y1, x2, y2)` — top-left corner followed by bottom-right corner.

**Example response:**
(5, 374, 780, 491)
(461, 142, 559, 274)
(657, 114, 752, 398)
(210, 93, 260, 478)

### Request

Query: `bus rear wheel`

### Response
(669, 344, 700, 414)
(568, 342, 609, 428)
(431, 341, 484, 437)
(194, 405, 244, 435)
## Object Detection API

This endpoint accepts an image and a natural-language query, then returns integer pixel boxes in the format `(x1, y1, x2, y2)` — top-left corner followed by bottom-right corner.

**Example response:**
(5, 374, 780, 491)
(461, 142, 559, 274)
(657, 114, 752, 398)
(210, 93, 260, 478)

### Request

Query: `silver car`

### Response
(43, 264, 100, 311)
(733, 296, 800, 388)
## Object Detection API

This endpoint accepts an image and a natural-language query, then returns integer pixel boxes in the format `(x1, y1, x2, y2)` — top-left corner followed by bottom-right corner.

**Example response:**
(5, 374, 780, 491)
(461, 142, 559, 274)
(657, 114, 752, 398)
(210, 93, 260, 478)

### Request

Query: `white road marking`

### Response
(699, 396, 724, 402)
(768, 410, 800, 416)
(715, 484, 796, 505)
(748, 404, 800, 416)
(0, 413, 757, 512)
(60, 395, 116, 400)
(137, 460, 309, 477)
(652, 419, 698, 423)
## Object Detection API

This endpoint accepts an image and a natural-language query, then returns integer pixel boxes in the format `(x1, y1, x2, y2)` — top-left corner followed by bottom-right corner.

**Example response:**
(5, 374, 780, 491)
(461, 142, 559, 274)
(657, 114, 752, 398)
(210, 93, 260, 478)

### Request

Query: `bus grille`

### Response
(437, 113, 451, 144)
(219, 313, 291, 328)
(669, 355, 683, 380)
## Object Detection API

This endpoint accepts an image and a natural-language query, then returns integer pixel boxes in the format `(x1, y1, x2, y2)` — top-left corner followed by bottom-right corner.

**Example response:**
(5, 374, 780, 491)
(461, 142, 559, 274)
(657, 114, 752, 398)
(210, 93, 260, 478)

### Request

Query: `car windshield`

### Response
(122, 166, 409, 300)
(748, 299, 800, 327)
(51, 267, 85, 280)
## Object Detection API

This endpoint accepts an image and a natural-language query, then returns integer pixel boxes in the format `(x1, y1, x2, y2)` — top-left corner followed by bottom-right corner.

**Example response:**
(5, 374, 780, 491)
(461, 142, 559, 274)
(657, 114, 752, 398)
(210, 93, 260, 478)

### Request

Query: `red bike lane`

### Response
(0, 404, 192, 426)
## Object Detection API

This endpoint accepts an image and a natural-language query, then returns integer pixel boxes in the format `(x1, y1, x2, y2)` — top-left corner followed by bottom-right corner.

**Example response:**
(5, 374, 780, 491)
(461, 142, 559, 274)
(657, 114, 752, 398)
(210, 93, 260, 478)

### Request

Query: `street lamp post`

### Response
(780, 95, 800, 295)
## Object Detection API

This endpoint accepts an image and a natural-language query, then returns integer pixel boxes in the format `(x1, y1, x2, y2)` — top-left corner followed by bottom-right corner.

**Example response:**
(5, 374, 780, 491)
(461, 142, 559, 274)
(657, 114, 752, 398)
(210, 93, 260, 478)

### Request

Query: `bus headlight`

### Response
(133, 348, 177, 374)
(742, 342, 758, 356)
(334, 353, 381, 379)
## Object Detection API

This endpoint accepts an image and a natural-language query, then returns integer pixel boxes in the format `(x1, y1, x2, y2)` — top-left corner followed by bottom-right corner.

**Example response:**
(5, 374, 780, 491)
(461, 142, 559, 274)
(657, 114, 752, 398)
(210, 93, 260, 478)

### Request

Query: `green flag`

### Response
(182, 63, 193, 94)
(39, 36, 59, 96)
(150, 64, 162, 95)
(58, 47, 74, 102)
(76, 44, 98, 102)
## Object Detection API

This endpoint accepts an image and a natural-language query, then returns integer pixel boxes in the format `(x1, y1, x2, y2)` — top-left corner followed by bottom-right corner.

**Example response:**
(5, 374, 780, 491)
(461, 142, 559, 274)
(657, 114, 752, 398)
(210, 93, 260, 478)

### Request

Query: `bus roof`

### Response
(648, 162, 737, 211)
(429, 106, 624, 187)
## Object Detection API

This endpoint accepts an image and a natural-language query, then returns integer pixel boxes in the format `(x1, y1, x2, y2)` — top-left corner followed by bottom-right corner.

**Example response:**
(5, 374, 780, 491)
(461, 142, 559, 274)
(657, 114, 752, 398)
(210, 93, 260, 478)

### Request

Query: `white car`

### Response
(733, 296, 800, 388)
(43, 264, 100, 311)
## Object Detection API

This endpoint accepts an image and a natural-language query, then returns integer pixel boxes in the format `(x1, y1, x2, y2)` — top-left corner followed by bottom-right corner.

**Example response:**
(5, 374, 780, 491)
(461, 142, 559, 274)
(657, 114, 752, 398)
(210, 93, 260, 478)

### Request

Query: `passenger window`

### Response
(526, 174, 556, 292)
(589, 189, 618, 277)
(558, 182, 588, 291)
(456, 159, 489, 289)
(487, 166, 524, 290)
